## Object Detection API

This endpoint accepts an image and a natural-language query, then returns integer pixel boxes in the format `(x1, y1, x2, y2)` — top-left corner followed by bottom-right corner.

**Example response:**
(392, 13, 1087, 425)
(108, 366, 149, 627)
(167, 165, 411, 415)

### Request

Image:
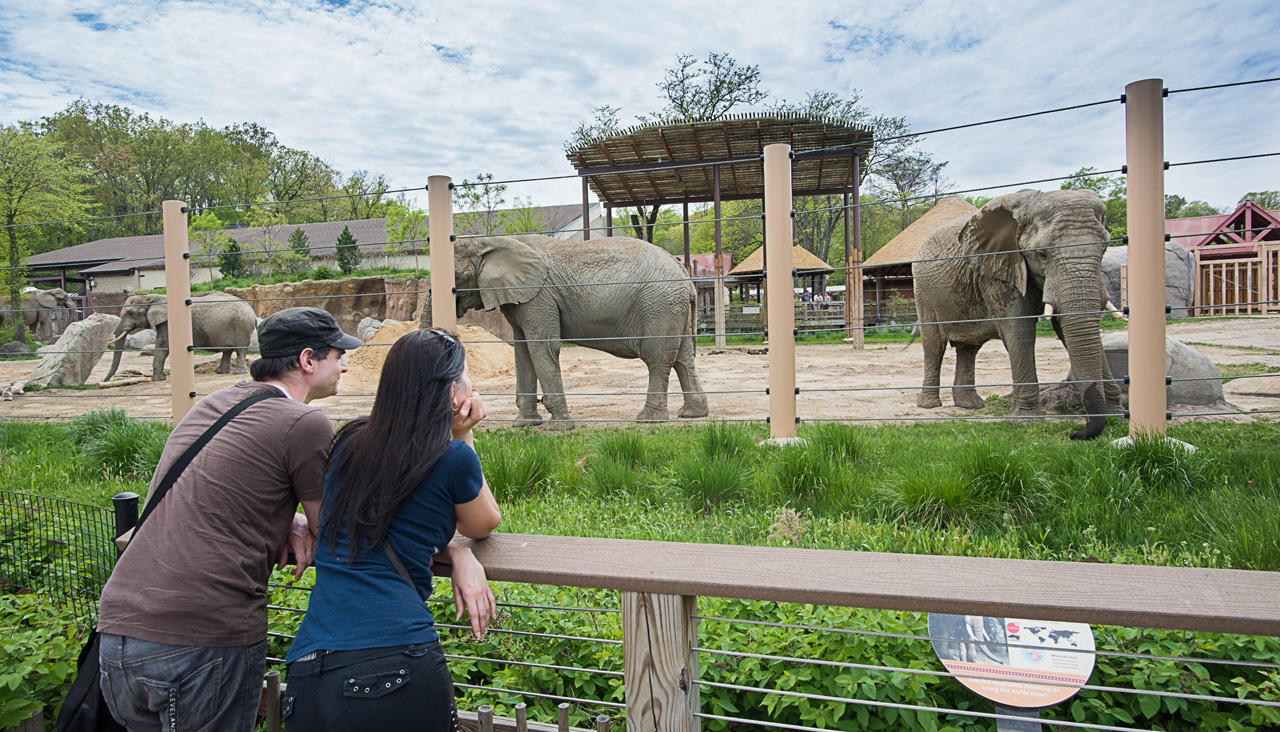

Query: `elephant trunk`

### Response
(1058, 299, 1108, 440)
(104, 328, 128, 381)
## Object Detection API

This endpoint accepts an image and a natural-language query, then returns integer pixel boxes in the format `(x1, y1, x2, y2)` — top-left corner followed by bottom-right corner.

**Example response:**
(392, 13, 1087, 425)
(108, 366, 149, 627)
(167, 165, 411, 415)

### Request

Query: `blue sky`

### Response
(1, 0, 1276, 211)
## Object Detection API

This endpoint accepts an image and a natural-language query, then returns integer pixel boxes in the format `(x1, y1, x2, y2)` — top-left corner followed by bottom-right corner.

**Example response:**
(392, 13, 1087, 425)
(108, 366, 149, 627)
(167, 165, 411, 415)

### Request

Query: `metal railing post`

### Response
(1124, 79, 1168, 437)
(622, 591, 699, 732)
(763, 144, 798, 440)
(429, 176, 456, 331)
(161, 200, 196, 424)
(111, 491, 139, 552)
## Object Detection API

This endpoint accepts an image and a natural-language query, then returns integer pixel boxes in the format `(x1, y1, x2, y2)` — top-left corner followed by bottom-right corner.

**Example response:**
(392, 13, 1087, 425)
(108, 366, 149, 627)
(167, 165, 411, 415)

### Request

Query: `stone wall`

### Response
(224, 277, 429, 335)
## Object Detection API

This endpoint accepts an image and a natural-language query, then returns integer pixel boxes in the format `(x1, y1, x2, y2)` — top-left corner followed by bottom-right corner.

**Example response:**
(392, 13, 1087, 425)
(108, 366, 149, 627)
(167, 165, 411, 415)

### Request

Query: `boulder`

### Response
(1101, 333, 1226, 406)
(28, 313, 120, 388)
(357, 317, 384, 342)
(1101, 243, 1195, 319)
(1, 340, 29, 355)
(125, 328, 157, 349)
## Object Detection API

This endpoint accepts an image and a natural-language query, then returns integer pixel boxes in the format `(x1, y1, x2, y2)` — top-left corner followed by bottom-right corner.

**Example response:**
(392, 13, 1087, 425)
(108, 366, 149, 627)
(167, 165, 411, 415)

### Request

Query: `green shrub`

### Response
(309, 264, 336, 281)
(0, 593, 88, 728)
(81, 418, 169, 480)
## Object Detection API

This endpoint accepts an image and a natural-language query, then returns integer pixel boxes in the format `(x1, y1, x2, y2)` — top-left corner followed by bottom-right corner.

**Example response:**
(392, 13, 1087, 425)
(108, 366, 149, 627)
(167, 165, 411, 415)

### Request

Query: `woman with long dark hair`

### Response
(283, 329, 501, 731)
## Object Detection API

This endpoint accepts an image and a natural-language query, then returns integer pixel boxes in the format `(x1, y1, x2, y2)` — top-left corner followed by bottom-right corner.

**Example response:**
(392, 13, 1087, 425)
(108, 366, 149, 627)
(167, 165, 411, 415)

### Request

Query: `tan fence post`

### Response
(763, 144, 798, 440)
(1125, 78, 1167, 437)
(161, 200, 196, 424)
(428, 176, 456, 331)
(621, 592, 698, 732)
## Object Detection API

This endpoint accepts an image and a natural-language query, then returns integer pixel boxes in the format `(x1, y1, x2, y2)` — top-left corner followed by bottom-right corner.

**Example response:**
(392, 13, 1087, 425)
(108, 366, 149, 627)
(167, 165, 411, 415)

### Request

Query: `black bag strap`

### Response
(382, 541, 415, 587)
(133, 390, 285, 533)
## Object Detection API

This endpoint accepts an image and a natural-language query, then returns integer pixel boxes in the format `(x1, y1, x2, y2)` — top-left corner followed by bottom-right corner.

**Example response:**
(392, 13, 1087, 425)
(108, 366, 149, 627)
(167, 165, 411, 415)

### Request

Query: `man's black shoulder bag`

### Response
(54, 390, 284, 732)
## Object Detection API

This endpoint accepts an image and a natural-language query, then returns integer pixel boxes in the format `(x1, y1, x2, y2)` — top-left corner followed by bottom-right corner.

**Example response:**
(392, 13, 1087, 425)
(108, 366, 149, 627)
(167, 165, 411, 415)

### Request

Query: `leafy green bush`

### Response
(0, 594, 88, 728)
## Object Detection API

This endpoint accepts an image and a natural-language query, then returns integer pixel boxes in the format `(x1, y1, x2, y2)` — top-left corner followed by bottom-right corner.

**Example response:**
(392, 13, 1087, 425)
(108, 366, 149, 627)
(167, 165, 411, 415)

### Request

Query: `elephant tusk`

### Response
(107, 331, 128, 346)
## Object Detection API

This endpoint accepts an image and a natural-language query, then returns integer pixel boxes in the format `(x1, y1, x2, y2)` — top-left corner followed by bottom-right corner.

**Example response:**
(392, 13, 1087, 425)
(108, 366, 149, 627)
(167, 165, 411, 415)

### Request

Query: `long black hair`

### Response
(323, 329, 466, 554)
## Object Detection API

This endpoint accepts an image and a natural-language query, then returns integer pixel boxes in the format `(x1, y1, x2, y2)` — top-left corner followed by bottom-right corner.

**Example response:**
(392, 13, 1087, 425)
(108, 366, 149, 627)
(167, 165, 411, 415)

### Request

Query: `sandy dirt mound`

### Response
(340, 322, 515, 394)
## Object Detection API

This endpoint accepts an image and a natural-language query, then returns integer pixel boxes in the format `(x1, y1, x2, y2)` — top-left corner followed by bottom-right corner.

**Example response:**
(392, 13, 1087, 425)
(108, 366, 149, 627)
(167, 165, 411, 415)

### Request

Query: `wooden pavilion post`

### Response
(606, 206, 614, 237)
(1125, 78, 1167, 438)
(582, 176, 591, 241)
(844, 153, 864, 347)
(713, 165, 726, 350)
(763, 144, 798, 442)
(682, 201, 691, 272)
(161, 200, 195, 424)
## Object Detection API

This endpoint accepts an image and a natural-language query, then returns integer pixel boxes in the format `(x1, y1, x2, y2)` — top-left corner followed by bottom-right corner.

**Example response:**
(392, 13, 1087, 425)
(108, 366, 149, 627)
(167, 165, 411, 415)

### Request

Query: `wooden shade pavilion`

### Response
(565, 114, 873, 345)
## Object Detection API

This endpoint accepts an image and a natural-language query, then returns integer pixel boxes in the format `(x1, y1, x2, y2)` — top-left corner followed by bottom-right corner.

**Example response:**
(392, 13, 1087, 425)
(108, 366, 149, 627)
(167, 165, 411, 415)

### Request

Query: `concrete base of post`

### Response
(1110, 435, 1196, 453)
(759, 436, 808, 448)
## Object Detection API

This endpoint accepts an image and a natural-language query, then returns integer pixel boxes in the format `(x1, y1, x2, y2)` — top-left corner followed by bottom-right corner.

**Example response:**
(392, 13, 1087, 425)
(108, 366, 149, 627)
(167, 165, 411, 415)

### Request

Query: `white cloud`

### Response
(1, 0, 1276, 211)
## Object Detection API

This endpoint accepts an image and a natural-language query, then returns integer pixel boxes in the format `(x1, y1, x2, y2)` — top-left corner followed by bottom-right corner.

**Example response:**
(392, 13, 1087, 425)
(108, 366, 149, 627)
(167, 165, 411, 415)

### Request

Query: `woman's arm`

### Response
(452, 387, 501, 539)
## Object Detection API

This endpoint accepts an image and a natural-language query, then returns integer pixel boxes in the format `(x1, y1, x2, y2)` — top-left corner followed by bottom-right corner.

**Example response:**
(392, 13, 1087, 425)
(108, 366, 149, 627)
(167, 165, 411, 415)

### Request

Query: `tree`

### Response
(339, 169, 389, 220)
(1165, 195, 1222, 219)
(0, 124, 88, 341)
(335, 224, 360, 275)
(454, 173, 508, 235)
(286, 227, 311, 275)
(501, 196, 546, 236)
(218, 239, 247, 279)
(187, 210, 227, 280)
(1239, 191, 1280, 210)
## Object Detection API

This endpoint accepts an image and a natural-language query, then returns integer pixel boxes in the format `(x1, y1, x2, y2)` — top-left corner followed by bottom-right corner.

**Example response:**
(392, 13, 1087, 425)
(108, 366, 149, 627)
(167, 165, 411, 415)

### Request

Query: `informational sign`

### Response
(928, 614, 1095, 708)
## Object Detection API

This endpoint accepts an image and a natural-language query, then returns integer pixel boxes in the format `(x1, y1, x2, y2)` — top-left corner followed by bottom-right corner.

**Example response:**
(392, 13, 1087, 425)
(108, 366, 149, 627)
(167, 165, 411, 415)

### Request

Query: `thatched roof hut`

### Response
(861, 196, 977, 321)
(728, 245, 833, 302)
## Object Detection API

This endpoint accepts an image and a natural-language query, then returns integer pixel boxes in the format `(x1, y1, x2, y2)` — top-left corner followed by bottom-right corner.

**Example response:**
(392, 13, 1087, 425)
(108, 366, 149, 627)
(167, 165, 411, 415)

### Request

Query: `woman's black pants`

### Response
(284, 641, 458, 731)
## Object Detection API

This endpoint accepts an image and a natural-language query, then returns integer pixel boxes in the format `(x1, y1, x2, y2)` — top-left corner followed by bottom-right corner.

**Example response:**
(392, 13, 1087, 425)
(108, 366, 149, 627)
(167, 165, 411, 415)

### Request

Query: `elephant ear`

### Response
(475, 236, 548, 310)
(146, 297, 169, 328)
(962, 203, 1026, 297)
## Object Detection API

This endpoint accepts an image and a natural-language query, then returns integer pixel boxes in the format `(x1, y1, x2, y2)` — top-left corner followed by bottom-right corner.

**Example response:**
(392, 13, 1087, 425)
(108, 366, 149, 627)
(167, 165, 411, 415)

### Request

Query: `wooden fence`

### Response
(1195, 243, 1280, 316)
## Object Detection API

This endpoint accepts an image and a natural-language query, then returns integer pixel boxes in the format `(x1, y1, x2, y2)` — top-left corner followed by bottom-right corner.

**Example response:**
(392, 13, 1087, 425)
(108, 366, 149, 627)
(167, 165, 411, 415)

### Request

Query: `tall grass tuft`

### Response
(697, 422, 755, 461)
(958, 442, 1045, 518)
(802, 423, 862, 464)
(672, 453, 746, 509)
(68, 409, 137, 447)
(889, 467, 983, 529)
(478, 433, 559, 501)
(752, 446, 829, 506)
(1109, 436, 1208, 493)
(593, 431, 649, 469)
(81, 419, 169, 480)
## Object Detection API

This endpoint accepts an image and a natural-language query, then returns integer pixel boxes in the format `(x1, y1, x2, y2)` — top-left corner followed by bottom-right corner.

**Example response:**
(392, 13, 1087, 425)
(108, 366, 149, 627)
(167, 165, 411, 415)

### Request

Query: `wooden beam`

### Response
(622, 592, 698, 732)
(463, 533, 1280, 636)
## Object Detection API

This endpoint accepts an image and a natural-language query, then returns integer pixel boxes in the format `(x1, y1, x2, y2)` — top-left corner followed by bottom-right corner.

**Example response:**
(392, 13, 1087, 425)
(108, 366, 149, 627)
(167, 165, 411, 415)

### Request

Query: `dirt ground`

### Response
(3, 318, 1280, 427)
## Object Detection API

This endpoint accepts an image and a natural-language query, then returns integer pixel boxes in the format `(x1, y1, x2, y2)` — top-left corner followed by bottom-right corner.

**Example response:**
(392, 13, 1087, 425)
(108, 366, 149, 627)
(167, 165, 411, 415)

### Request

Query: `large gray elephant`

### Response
(2, 287, 72, 340)
(453, 234, 709, 428)
(912, 189, 1120, 440)
(104, 291, 256, 381)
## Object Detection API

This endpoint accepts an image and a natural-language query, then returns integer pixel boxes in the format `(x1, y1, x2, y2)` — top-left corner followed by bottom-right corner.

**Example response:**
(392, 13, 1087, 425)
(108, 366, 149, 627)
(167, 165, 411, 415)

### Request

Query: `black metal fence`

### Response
(0, 491, 135, 620)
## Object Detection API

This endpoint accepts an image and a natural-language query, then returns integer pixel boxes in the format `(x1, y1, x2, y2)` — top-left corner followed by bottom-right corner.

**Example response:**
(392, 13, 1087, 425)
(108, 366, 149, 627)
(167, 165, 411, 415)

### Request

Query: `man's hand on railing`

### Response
(277, 512, 316, 580)
(436, 542, 496, 639)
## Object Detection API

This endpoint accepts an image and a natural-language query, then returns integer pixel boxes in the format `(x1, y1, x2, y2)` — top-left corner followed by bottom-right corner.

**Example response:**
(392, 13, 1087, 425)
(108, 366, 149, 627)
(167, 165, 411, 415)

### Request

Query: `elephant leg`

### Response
(510, 324, 543, 427)
(527, 338, 573, 429)
(996, 306, 1040, 416)
(1100, 346, 1121, 411)
(215, 350, 233, 374)
(952, 343, 986, 409)
(917, 324, 945, 409)
(674, 334, 709, 418)
(233, 348, 249, 374)
(636, 347, 674, 423)
(151, 327, 169, 382)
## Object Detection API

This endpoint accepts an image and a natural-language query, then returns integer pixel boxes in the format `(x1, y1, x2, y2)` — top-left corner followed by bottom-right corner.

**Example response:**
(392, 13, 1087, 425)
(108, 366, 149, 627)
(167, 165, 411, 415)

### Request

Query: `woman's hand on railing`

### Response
(438, 541, 497, 639)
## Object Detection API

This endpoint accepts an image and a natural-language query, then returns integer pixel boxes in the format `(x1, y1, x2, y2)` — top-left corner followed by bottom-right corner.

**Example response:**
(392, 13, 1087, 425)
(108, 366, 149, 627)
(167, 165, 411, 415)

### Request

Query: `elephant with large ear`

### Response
(104, 291, 256, 381)
(453, 234, 709, 429)
(911, 189, 1121, 440)
(5, 287, 72, 341)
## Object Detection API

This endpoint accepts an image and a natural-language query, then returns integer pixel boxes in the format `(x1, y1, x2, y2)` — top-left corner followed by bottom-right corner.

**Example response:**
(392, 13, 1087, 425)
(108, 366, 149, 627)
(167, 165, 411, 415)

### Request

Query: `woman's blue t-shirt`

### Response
(285, 440, 483, 663)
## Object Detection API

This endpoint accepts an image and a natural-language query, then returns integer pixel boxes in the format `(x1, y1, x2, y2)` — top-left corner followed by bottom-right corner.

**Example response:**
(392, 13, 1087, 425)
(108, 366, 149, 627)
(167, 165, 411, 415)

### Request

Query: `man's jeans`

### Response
(98, 632, 265, 731)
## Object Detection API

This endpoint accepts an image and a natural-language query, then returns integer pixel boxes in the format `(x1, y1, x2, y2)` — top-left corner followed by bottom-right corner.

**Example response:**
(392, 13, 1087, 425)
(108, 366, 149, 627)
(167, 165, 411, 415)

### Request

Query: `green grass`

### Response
(4, 414, 1280, 571)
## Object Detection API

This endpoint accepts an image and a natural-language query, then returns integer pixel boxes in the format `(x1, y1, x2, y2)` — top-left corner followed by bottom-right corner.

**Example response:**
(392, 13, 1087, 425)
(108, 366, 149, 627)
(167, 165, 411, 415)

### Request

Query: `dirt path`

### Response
(4, 318, 1279, 427)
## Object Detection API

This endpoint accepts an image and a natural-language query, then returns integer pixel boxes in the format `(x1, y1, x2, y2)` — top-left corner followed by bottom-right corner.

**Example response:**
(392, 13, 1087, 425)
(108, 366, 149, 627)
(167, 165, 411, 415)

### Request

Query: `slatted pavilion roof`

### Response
(566, 114, 873, 208)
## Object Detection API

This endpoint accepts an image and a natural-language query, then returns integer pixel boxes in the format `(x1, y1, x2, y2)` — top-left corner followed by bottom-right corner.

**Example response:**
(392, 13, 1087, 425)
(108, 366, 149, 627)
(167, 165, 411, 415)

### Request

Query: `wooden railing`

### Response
(454, 532, 1280, 732)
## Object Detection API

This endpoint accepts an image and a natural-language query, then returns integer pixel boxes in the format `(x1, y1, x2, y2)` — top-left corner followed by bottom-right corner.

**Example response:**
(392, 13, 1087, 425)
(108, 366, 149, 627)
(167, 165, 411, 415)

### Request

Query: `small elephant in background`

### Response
(104, 291, 256, 381)
(453, 234, 709, 429)
(2, 287, 73, 341)
(912, 189, 1120, 440)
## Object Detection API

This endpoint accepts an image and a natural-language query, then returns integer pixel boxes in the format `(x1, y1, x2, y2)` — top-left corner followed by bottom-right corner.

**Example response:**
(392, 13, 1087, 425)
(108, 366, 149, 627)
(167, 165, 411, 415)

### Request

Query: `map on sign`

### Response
(928, 614, 1096, 708)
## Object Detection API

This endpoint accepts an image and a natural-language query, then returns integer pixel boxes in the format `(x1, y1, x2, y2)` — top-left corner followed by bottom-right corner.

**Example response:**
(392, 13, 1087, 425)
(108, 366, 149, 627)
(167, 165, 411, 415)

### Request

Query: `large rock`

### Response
(125, 328, 156, 349)
(28, 313, 120, 388)
(1101, 244, 1195, 318)
(1102, 333, 1226, 406)
(357, 317, 384, 342)
(1, 340, 29, 355)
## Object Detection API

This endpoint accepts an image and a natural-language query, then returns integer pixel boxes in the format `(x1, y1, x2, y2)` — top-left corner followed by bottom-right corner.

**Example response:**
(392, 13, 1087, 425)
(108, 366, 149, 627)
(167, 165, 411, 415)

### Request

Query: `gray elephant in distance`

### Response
(104, 291, 256, 381)
(912, 189, 1120, 440)
(453, 234, 709, 429)
(2, 287, 72, 340)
